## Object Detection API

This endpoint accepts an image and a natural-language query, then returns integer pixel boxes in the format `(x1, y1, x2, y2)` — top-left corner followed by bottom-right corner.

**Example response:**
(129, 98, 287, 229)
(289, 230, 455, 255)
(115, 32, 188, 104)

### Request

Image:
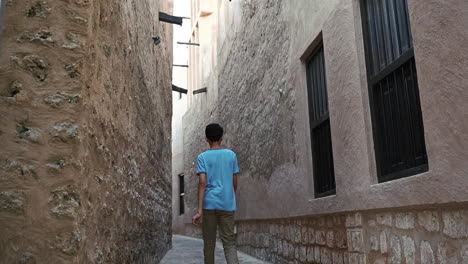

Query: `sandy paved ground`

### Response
(160, 235, 270, 264)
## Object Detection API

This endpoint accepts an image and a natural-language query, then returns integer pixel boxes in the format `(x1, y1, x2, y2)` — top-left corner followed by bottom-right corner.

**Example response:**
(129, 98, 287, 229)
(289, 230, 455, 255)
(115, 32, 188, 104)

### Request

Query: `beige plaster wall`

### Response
(181, 0, 468, 223)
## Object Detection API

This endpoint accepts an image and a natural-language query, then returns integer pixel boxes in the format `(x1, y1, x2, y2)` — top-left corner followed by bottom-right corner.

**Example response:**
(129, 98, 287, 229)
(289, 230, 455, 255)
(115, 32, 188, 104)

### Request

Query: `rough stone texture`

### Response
(462, 245, 468, 264)
(437, 242, 458, 264)
(395, 213, 415, 230)
(0, 190, 26, 214)
(390, 236, 401, 264)
(418, 211, 440, 232)
(442, 210, 468, 239)
(236, 216, 347, 263)
(379, 231, 388, 254)
(421, 241, 435, 264)
(376, 214, 392, 227)
(402, 236, 415, 264)
(0, 0, 173, 263)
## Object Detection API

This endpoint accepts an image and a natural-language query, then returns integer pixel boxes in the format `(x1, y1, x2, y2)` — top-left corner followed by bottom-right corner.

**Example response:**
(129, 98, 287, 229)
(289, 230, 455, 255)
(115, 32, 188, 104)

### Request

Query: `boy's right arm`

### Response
(192, 173, 206, 227)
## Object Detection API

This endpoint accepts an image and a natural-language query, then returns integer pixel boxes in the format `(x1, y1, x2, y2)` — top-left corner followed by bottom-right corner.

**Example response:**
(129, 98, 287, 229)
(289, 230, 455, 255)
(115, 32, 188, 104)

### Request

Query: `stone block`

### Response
(347, 229, 364, 253)
(1, 159, 37, 179)
(16, 123, 41, 143)
(402, 236, 415, 264)
(437, 241, 458, 264)
(49, 186, 80, 218)
(462, 245, 468, 264)
(348, 253, 366, 264)
(380, 231, 388, 254)
(301, 226, 308, 244)
(0, 190, 26, 214)
(442, 210, 468, 239)
(326, 230, 335, 248)
(65, 63, 81, 78)
(368, 220, 377, 227)
(395, 213, 415, 229)
(314, 246, 321, 262)
(316, 230, 326, 245)
(417, 210, 440, 232)
(333, 251, 344, 264)
(19, 252, 36, 264)
(27, 1, 50, 18)
(308, 227, 315, 244)
(54, 231, 81, 255)
(17, 29, 54, 44)
(300, 246, 306, 262)
(44, 92, 80, 108)
(51, 122, 80, 142)
(294, 225, 301, 243)
(10, 54, 48, 81)
(336, 230, 347, 249)
(370, 235, 379, 252)
(307, 246, 314, 262)
(346, 213, 363, 227)
(376, 213, 392, 226)
(321, 247, 331, 264)
(421, 241, 435, 264)
(390, 235, 402, 264)
(289, 243, 294, 259)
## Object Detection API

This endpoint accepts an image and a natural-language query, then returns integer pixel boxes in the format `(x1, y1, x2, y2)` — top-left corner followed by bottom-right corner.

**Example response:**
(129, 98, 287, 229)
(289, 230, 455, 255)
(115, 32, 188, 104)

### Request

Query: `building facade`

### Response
(0, 0, 173, 263)
(176, 0, 468, 263)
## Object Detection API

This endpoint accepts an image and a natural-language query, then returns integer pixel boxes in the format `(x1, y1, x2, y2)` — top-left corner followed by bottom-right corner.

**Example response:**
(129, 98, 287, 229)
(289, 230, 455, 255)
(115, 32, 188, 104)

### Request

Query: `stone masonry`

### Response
(0, 0, 173, 263)
(235, 207, 468, 264)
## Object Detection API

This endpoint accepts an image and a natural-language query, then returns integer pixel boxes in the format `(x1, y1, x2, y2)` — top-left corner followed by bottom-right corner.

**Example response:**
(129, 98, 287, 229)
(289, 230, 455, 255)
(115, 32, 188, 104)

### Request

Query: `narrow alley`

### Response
(0, 0, 467, 263)
(160, 236, 269, 264)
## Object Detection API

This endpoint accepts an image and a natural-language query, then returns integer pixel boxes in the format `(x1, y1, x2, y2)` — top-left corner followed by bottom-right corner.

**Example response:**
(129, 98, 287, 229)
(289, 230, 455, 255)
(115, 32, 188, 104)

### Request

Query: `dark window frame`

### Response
(178, 173, 185, 215)
(305, 42, 336, 198)
(360, 0, 428, 182)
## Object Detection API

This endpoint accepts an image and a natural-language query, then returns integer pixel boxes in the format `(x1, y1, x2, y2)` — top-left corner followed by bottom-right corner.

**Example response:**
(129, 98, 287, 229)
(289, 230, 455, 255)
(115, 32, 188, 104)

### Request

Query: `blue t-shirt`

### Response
(196, 149, 240, 211)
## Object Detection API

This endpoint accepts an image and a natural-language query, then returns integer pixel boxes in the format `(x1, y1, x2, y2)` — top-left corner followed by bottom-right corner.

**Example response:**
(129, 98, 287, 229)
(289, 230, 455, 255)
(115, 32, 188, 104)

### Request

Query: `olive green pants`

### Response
(202, 209, 239, 264)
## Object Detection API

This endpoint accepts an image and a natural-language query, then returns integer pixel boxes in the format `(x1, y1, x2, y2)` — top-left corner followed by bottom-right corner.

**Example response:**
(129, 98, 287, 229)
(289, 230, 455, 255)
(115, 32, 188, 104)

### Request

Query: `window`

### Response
(361, 0, 428, 182)
(179, 174, 185, 215)
(306, 44, 336, 198)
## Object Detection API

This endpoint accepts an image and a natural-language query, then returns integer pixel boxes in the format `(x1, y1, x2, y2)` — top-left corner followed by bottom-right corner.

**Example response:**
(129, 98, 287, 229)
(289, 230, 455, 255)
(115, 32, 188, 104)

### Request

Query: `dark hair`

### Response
(205, 123, 223, 142)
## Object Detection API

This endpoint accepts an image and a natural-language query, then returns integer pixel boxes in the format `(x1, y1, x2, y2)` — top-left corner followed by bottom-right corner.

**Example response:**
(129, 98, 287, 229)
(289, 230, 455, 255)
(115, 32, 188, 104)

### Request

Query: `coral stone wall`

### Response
(0, 0, 173, 263)
(236, 206, 468, 264)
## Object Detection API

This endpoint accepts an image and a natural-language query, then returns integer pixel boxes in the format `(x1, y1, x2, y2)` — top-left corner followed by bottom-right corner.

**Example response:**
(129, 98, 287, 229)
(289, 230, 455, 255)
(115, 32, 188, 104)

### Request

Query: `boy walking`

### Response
(192, 123, 240, 264)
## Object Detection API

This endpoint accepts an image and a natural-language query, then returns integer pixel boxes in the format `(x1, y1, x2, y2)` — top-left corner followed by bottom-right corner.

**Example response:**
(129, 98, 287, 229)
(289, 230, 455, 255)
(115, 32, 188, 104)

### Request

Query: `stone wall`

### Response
(235, 206, 468, 264)
(0, 0, 173, 263)
(237, 215, 348, 264)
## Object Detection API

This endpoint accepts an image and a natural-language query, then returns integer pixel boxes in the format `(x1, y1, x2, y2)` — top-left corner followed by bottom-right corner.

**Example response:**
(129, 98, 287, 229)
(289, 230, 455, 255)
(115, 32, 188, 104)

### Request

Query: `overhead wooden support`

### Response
(172, 85, 188, 94)
(177, 41, 200, 46)
(193, 88, 207, 95)
(159, 12, 183, 26)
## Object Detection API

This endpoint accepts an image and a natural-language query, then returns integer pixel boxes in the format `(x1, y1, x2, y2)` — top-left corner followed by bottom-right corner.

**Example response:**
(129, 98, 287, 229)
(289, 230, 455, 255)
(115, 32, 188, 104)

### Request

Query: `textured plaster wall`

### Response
(181, 0, 468, 223)
(0, 0, 173, 263)
(171, 0, 189, 235)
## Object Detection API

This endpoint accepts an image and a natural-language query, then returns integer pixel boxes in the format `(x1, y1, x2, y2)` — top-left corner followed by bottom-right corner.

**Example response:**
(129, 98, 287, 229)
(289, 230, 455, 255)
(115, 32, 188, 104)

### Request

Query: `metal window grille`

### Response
(306, 44, 336, 198)
(361, 0, 428, 182)
(179, 174, 185, 215)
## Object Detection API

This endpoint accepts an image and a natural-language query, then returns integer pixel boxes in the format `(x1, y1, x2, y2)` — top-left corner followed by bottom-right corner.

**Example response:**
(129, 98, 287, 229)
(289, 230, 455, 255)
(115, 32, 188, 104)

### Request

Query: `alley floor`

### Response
(160, 235, 270, 264)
